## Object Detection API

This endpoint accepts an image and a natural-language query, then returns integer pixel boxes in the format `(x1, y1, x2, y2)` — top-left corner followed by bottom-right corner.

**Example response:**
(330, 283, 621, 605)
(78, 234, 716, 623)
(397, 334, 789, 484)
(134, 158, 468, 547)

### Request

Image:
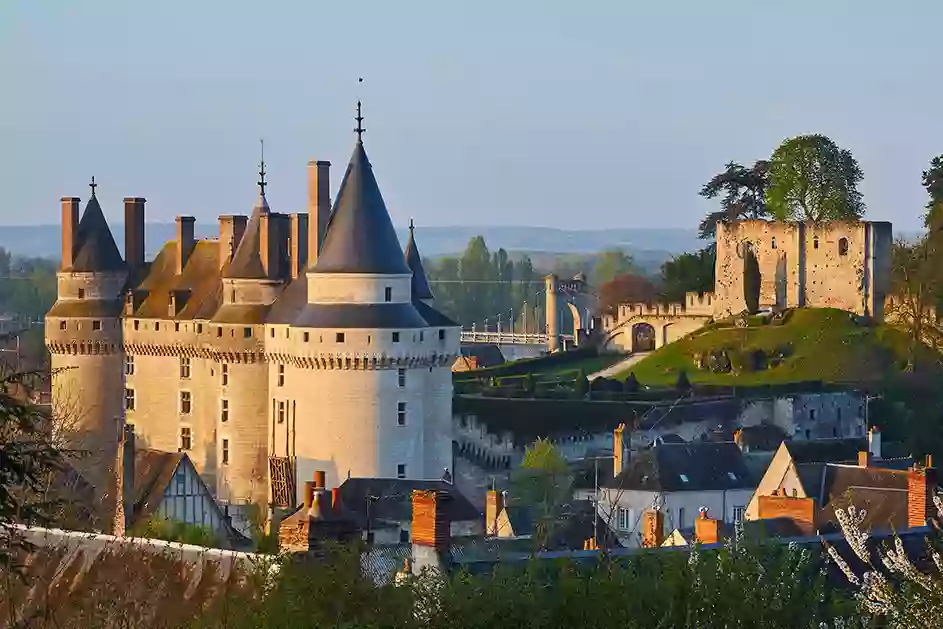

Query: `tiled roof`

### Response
(130, 448, 183, 525)
(605, 442, 754, 492)
(132, 240, 223, 320)
(404, 225, 434, 300)
(313, 141, 411, 275)
(337, 478, 480, 527)
(69, 195, 125, 272)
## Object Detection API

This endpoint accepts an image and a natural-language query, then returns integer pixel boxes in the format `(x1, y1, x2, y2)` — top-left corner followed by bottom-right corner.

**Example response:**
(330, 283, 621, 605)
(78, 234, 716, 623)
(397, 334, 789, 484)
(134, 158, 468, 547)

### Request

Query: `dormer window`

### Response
(77, 288, 85, 299)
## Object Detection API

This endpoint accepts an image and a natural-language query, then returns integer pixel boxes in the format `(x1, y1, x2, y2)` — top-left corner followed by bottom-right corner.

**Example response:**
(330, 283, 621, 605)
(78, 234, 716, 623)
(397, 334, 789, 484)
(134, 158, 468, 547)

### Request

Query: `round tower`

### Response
(45, 187, 128, 493)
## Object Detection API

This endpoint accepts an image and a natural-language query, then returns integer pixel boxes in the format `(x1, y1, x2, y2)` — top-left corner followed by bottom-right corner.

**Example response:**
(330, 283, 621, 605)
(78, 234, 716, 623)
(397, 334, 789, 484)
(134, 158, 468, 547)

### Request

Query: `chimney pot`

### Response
(858, 451, 871, 468)
(307, 160, 331, 267)
(60, 197, 80, 271)
(303, 481, 315, 510)
(176, 216, 195, 275)
(123, 198, 146, 274)
(411, 489, 452, 551)
(313, 470, 326, 490)
(218, 215, 247, 269)
(289, 213, 309, 279)
(331, 487, 342, 513)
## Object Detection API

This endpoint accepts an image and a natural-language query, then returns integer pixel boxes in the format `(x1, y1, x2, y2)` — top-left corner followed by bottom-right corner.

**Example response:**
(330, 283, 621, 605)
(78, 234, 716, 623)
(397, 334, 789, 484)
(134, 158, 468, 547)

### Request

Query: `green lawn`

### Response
(617, 308, 941, 386)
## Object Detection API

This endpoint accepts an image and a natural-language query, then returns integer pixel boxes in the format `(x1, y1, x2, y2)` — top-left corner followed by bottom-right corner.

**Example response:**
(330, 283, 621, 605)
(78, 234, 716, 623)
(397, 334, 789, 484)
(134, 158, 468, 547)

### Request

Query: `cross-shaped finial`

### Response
(257, 139, 267, 195)
(409, 218, 415, 233)
(354, 100, 366, 143)
(89, 176, 98, 198)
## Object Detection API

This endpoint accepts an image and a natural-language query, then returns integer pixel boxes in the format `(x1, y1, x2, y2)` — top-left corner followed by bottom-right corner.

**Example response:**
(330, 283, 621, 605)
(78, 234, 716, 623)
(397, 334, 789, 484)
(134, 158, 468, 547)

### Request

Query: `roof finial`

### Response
(355, 78, 366, 143)
(409, 218, 415, 234)
(89, 176, 98, 198)
(257, 139, 267, 195)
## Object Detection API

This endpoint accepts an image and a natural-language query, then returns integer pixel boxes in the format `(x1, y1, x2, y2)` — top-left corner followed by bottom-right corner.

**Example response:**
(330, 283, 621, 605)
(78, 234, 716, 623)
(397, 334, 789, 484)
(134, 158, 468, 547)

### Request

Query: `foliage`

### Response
(885, 237, 943, 370)
(658, 246, 715, 303)
(512, 439, 573, 551)
(620, 307, 943, 387)
(130, 516, 222, 548)
(597, 274, 657, 314)
(743, 244, 761, 314)
(923, 154, 943, 227)
(766, 134, 865, 222)
(592, 249, 635, 287)
(698, 160, 771, 239)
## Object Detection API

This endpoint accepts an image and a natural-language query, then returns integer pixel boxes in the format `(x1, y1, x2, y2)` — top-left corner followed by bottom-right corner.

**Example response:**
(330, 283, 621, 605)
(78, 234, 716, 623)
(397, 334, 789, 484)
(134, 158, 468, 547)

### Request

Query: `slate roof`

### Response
(605, 442, 754, 492)
(784, 438, 868, 465)
(130, 240, 223, 320)
(313, 141, 411, 275)
(458, 344, 505, 368)
(293, 302, 428, 329)
(813, 463, 915, 534)
(69, 195, 125, 272)
(266, 276, 308, 323)
(223, 194, 269, 279)
(337, 478, 480, 528)
(414, 298, 457, 327)
(404, 224, 434, 300)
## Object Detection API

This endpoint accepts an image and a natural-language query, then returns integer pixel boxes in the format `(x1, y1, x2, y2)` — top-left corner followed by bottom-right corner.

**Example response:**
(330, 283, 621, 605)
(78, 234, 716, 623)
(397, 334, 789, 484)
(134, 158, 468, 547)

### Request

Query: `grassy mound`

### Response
(618, 308, 942, 386)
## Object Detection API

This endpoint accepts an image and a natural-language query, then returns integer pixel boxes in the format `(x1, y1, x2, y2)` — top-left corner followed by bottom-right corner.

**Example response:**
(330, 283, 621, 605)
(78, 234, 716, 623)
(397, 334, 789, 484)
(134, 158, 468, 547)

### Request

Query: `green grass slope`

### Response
(618, 308, 942, 386)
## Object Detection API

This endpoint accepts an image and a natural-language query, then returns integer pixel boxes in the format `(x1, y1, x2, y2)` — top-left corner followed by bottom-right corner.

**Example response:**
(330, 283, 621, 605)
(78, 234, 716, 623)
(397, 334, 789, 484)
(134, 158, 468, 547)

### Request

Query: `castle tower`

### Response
(45, 182, 128, 493)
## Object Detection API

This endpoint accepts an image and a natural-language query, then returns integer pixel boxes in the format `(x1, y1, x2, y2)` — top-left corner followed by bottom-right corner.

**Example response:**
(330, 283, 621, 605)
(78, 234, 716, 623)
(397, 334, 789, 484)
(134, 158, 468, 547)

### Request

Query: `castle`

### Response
(45, 111, 461, 530)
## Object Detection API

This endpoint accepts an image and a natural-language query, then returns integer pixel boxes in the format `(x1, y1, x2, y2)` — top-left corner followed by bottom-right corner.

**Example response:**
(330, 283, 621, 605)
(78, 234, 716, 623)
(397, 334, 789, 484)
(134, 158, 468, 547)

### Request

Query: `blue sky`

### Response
(1, 1, 940, 230)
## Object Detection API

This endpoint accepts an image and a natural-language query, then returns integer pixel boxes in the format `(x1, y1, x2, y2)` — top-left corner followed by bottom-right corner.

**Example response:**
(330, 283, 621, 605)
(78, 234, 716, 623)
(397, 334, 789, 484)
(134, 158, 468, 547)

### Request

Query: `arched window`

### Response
(813, 237, 819, 250)
(838, 237, 849, 256)
(771, 237, 777, 249)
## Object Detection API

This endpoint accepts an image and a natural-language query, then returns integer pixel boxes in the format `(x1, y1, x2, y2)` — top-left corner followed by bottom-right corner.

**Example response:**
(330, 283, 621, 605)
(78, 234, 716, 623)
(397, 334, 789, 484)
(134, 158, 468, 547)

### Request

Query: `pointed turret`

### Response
(224, 150, 272, 279)
(69, 180, 125, 272)
(313, 131, 410, 275)
(404, 219, 434, 301)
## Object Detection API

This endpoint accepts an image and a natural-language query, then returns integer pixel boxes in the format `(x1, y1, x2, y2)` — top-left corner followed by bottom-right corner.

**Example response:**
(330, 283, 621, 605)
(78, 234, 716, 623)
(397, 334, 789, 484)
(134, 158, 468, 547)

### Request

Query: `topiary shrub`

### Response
(624, 372, 640, 393)
(676, 370, 692, 391)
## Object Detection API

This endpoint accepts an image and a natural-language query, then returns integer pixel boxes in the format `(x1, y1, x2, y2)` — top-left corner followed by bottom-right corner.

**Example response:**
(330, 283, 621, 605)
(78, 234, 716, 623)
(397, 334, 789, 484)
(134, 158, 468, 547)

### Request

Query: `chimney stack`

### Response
(908, 457, 937, 529)
(756, 494, 817, 536)
(260, 213, 289, 279)
(313, 470, 326, 490)
(858, 451, 872, 468)
(307, 160, 331, 267)
(485, 489, 504, 536)
(123, 197, 146, 275)
(289, 213, 309, 279)
(61, 197, 80, 271)
(641, 509, 665, 548)
(411, 489, 451, 551)
(694, 508, 721, 545)
(176, 216, 195, 275)
(218, 215, 248, 269)
(303, 481, 316, 510)
(868, 426, 882, 460)
(331, 487, 342, 514)
(613, 423, 627, 477)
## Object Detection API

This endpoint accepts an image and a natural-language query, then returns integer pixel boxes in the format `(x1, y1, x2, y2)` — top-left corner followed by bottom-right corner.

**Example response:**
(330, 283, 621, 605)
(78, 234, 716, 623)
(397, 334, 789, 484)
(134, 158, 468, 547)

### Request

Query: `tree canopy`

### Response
(592, 249, 635, 286)
(766, 134, 864, 222)
(597, 274, 657, 314)
(659, 247, 715, 303)
(698, 160, 770, 239)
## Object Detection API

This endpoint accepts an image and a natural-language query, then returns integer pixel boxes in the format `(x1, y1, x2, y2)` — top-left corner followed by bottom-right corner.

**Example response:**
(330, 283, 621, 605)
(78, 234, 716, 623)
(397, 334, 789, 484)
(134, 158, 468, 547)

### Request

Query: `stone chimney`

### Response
(868, 426, 882, 460)
(641, 509, 664, 548)
(123, 197, 146, 275)
(307, 160, 331, 267)
(858, 450, 872, 468)
(613, 423, 626, 477)
(694, 507, 721, 545)
(260, 213, 289, 279)
(176, 216, 195, 275)
(219, 215, 248, 269)
(908, 456, 937, 529)
(485, 489, 504, 536)
(314, 470, 326, 490)
(289, 213, 309, 279)
(410, 490, 452, 576)
(61, 197, 80, 271)
(278, 471, 356, 553)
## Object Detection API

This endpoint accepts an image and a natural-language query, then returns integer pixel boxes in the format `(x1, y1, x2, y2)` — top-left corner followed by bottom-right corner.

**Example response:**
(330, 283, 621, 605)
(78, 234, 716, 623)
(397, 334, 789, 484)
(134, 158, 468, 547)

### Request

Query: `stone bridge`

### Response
(600, 292, 714, 353)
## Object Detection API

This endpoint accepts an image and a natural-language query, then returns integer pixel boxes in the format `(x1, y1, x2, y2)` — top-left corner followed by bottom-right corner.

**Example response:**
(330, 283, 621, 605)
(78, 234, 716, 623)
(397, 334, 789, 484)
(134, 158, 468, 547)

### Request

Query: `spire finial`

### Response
(409, 218, 415, 233)
(258, 139, 267, 195)
(354, 100, 366, 143)
(89, 176, 97, 198)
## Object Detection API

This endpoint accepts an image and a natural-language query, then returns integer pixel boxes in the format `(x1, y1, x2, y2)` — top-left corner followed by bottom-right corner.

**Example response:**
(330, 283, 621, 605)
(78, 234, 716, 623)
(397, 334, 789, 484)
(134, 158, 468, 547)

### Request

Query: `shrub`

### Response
(676, 370, 692, 391)
(624, 372, 640, 393)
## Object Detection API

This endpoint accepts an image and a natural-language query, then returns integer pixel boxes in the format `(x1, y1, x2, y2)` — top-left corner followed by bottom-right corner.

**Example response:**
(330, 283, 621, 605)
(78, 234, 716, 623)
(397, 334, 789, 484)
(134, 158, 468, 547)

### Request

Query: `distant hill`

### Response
(618, 308, 943, 386)
(0, 223, 701, 263)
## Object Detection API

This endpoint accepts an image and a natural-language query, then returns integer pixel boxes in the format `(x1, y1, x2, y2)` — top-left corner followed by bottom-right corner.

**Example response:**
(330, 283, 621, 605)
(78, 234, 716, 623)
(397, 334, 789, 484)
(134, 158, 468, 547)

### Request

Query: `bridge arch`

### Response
(631, 322, 656, 353)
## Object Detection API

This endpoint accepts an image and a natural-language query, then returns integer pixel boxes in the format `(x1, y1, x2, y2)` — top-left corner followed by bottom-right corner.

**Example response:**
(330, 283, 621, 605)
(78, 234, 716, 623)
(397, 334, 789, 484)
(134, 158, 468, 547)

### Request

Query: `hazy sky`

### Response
(1, 1, 940, 231)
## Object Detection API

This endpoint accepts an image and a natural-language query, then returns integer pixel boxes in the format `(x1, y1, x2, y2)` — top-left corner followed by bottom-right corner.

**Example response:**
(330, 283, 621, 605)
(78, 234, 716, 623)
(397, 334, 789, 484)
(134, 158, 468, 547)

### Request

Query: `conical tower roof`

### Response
(71, 193, 125, 272)
(224, 192, 269, 279)
(313, 141, 410, 275)
(404, 221, 434, 300)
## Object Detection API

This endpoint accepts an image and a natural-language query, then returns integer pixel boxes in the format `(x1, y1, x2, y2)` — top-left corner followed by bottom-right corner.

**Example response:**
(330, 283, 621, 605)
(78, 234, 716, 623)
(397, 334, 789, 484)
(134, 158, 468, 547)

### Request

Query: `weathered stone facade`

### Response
(713, 220, 893, 320)
(46, 132, 461, 533)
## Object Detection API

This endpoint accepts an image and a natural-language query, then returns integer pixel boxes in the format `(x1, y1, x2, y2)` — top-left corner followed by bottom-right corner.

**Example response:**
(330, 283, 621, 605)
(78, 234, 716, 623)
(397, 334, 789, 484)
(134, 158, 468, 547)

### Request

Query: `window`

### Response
(384, 286, 392, 302)
(92, 320, 101, 331)
(397, 368, 406, 388)
(438, 329, 445, 341)
(617, 507, 630, 530)
(733, 506, 745, 523)
(59, 320, 66, 330)
(125, 355, 135, 376)
(175, 322, 180, 332)
(809, 409, 816, 421)
(419, 331, 424, 342)
(179, 357, 191, 379)
(124, 388, 135, 411)
(155, 322, 160, 331)
(243, 327, 252, 338)
(678, 507, 686, 528)
(77, 288, 85, 299)
(771, 237, 777, 249)
(217, 327, 223, 338)
(270, 328, 275, 338)
(303, 331, 309, 342)
(278, 400, 286, 424)
(133, 320, 140, 331)
(180, 427, 191, 451)
(397, 402, 406, 426)
(397, 464, 406, 479)
(813, 237, 819, 250)
(221, 399, 229, 423)
(180, 391, 191, 415)
(221, 363, 228, 386)
(174, 470, 186, 492)
(336, 332, 345, 343)
(392, 332, 400, 343)
(277, 364, 285, 387)
(197, 323, 203, 334)
(838, 237, 849, 256)
(221, 439, 229, 465)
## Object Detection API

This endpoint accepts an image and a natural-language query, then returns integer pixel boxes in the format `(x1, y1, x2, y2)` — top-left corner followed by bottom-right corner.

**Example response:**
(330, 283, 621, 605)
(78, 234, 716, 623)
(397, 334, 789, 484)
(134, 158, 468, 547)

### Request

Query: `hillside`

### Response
(618, 308, 943, 386)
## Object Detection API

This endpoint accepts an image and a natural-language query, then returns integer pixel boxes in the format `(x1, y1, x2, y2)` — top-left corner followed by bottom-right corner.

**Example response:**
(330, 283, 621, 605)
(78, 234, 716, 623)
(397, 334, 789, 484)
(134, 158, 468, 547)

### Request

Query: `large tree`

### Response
(922, 154, 943, 228)
(597, 274, 657, 314)
(592, 249, 635, 286)
(511, 439, 573, 551)
(698, 160, 771, 239)
(766, 134, 864, 222)
(659, 247, 715, 303)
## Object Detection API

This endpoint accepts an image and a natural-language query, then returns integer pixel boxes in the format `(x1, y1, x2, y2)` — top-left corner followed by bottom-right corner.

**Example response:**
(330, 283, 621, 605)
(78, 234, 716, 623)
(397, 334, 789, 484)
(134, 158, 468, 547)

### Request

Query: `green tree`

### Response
(573, 368, 589, 399)
(460, 236, 495, 327)
(743, 244, 761, 314)
(922, 154, 943, 227)
(659, 247, 715, 303)
(766, 134, 865, 222)
(511, 439, 573, 551)
(698, 160, 770, 239)
(592, 249, 634, 286)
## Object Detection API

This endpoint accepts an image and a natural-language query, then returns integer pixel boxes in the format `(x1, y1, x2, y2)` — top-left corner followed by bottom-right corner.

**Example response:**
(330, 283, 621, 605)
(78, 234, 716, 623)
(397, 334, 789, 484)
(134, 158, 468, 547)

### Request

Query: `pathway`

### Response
(588, 352, 650, 380)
